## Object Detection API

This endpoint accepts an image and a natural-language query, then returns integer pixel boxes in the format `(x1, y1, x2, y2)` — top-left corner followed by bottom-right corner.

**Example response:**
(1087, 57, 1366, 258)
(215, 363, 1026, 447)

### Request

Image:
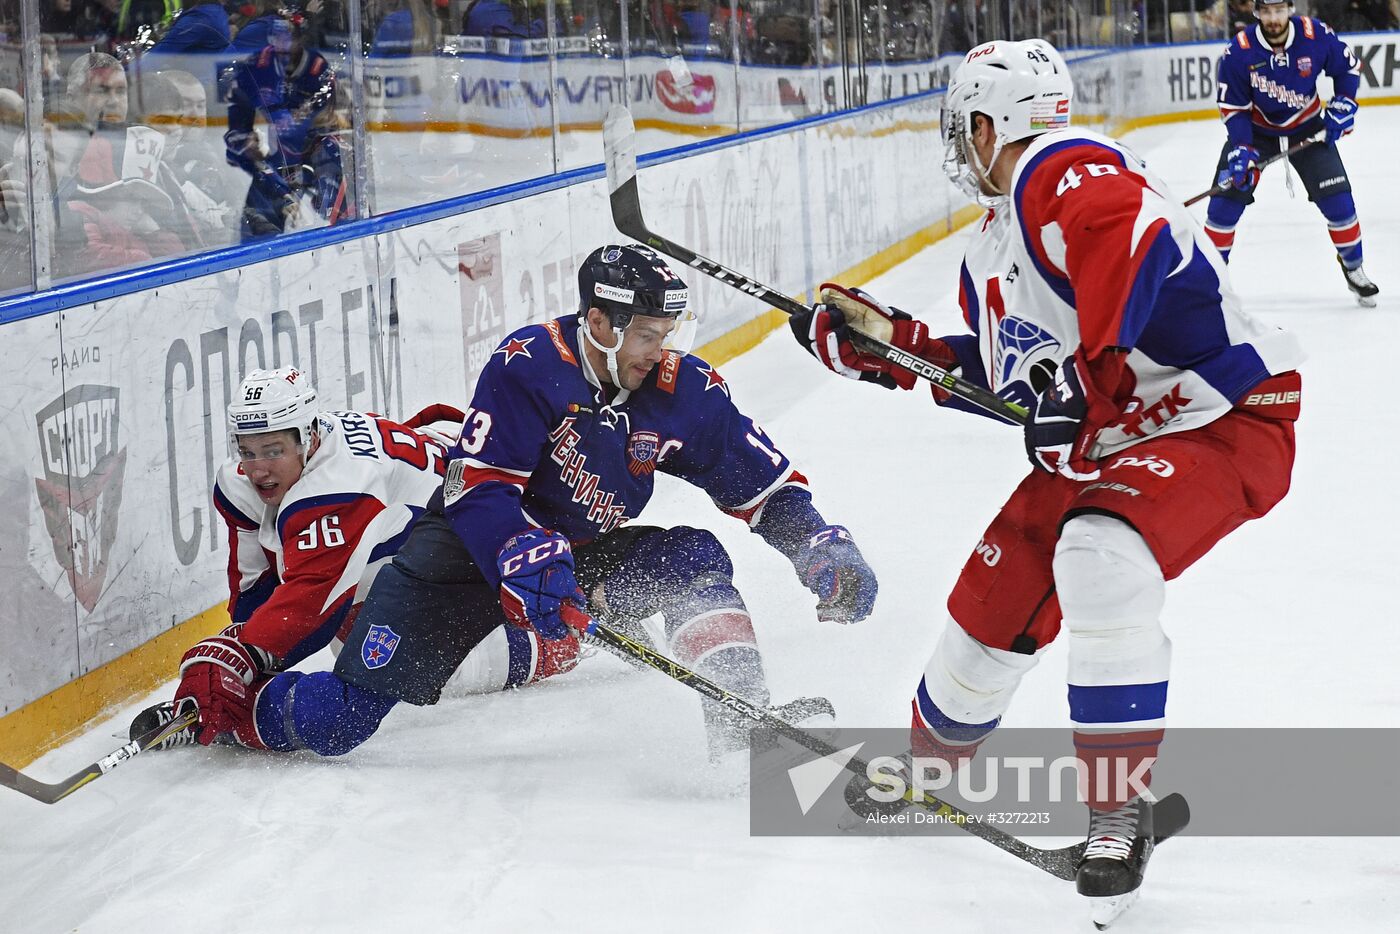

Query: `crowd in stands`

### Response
(1, 0, 1394, 294)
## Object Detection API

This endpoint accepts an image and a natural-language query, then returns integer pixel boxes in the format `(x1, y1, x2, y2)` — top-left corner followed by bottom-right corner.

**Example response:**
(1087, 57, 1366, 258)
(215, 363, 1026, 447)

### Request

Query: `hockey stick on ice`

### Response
(1183, 135, 1323, 207)
(562, 604, 1189, 881)
(601, 106, 1028, 425)
(0, 708, 197, 805)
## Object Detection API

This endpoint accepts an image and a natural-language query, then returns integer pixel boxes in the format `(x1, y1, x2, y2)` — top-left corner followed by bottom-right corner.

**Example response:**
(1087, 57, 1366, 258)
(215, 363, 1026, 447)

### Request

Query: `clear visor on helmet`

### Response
(664, 307, 700, 354)
(230, 429, 307, 465)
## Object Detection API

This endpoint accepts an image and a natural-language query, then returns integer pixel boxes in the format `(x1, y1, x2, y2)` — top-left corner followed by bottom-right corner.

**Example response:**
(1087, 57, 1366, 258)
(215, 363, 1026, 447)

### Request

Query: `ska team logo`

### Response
(627, 430, 660, 477)
(362, 624, 401, 669)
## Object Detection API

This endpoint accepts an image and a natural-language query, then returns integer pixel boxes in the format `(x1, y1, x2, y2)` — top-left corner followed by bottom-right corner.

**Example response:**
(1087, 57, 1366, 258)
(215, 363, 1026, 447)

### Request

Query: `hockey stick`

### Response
(601, 106, 1028, 425)
(562, 604, 1188, 881)
(0, 708, 197, 805)
(1183, 135, 1323, 207)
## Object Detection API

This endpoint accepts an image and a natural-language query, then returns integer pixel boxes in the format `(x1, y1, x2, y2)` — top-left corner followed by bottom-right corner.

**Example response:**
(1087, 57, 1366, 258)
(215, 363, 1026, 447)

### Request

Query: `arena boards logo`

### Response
(33, 385, 127, 612)
(655, 70, 717, 114)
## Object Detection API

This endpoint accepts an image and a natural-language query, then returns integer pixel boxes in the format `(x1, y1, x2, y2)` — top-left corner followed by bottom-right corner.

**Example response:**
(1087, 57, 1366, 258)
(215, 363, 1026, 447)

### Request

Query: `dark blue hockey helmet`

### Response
(577, 243, 690, 331)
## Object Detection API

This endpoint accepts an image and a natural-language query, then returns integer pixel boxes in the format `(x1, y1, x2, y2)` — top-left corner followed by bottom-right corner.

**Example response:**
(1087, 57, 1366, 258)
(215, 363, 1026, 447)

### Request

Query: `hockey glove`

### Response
(1218, 144, 1260, 194)
(795, 525, 878, 624)
(1325, 96, 1357, 144)
(790, 284, 958, 393)
(1024, 351, 1130, 481)
(497, 529, 585, 641)
(174, 635, 276, 747)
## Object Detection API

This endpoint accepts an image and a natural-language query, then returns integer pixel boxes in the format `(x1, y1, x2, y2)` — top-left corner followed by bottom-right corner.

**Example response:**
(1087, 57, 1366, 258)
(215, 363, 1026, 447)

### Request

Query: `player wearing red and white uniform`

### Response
(133, 367, 580, 749)
(792, 39, 1302, 921)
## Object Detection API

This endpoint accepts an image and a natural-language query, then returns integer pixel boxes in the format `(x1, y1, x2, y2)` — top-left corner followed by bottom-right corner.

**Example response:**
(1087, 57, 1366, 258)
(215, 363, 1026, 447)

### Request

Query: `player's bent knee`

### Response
(1054, 513, 1165, 631)
(257, 670, 398, 757)
(918, 618, 1043, 725)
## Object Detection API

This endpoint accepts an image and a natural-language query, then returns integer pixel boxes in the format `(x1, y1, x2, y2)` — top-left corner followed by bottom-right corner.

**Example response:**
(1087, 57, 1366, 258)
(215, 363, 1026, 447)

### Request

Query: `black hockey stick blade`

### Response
(1183, 135, 1322, 207)
(600, 106, 1027, 424)
(563, 604, 1187, 881)
(0, 708, 196, 804)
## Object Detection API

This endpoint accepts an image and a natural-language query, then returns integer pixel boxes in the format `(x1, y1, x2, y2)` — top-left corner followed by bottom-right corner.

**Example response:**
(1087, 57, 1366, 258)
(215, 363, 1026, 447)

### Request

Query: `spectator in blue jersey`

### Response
(224, 9, 346, 239)
(1205, 0, 1378, 306)
(146, 0, 233, 54)
(161, 244, 879, 763)
(460, 0, 544, 37)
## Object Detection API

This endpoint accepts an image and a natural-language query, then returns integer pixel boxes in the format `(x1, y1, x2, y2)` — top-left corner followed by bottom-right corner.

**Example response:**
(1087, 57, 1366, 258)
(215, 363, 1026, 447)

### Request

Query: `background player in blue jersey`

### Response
(183, 244, 877, 761)
(1206, 0, 1378, 306)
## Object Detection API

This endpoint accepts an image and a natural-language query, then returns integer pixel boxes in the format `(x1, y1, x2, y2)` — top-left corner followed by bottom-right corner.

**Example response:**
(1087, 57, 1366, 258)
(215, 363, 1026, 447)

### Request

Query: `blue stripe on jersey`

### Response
(1012, 139, 1128, 310)
(1067, 681, 1168, 725)
(1131, 244, 1275, 402)
(1117, 220, 1182, 350)
(959, 261, 981, 334)
(365, 505, 426, 566)
(276, 491, 364, 541)
(503, 625, 535, 688)
(281, 598, 353, 669)
(214, 482, 259, 529)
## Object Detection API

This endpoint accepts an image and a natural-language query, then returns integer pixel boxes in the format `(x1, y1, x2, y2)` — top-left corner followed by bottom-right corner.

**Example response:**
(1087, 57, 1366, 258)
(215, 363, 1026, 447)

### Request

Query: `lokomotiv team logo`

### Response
(627, 430, 660, 476)
(32, 384, 127, 612)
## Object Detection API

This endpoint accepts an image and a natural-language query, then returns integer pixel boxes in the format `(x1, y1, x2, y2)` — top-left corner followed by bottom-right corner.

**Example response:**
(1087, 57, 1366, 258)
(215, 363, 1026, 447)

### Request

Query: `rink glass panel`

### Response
(0, 0, 1317, 302)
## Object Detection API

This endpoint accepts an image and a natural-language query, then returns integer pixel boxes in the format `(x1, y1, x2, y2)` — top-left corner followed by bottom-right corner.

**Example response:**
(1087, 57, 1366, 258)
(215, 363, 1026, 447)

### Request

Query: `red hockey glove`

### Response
(174, 635, 275, 748)
(790, 284, 958, 393)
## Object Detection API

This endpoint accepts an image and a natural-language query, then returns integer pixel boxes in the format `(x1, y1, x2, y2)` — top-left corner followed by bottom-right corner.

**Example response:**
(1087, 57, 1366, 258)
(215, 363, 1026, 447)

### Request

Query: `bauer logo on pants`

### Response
(362, 624, 401, 669)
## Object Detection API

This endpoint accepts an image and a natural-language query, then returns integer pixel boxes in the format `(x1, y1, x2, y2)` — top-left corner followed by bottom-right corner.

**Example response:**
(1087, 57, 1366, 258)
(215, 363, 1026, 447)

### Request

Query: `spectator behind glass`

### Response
(461, 0, 545, 38)
(225, 11, 345, 240)
(147, 0, 234, 54)
(63, 124, 185, 276)
(136, 71, 237, 248)
(370, 0, 440, 56)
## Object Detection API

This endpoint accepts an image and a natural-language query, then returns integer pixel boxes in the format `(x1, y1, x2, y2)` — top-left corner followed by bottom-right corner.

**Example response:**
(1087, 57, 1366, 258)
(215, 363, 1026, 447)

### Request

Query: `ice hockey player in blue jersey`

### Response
(195, 243, 877, 760)
(224, 10, 346, 241)
(1206, 0, 1379, 306)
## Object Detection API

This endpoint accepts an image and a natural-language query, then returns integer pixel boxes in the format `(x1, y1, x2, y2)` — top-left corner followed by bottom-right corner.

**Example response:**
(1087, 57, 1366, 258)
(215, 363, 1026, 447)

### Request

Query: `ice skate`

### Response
(1338, 256, 1379, 307)
(1077, 796, 1155, 929)
(128, 701, 198, 750)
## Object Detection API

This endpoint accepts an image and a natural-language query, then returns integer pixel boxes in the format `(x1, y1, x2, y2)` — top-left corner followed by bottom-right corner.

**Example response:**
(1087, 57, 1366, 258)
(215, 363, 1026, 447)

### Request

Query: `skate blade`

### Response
(1356, 294, 1378, 308)
(1090, 889, 1140, 930)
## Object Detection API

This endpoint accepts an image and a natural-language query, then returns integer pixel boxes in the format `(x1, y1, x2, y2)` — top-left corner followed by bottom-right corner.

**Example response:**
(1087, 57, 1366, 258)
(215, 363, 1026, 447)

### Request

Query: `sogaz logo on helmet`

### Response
(664, 288, 689, 310)
(594, 282, 636, 304)
(231, 411, 269, 428)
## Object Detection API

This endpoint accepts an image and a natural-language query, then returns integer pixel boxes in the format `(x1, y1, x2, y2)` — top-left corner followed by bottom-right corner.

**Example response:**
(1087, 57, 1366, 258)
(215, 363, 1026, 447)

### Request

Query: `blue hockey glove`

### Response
(497, 529, 584, 641)
(1325, 96, 1357, 144)
(1024, 352, 1128, 481)
(1218, 144, 1260, 194)
(795, 525, 877, 624)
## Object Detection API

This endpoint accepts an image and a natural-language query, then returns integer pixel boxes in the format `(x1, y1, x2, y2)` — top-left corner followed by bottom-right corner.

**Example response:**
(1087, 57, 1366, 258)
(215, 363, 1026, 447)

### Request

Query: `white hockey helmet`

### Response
(941, 39, 1073, 204)
(227, 366, 319, 447)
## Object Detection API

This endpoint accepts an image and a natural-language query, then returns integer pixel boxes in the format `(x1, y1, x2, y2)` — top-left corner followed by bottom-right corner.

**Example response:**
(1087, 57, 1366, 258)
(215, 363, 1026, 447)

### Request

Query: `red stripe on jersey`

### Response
(460, 464, 529, 492)
(671, 610, 757, 665)
(238, 496, 384, 659)
(1236, 29, 1250, 49)
(543, 320, 578, 366)
(1302, 16, 1314, 38)
(721, 470, 809, 524)
(656, 351, 681, 394)
(1255, 97, 1321, 131)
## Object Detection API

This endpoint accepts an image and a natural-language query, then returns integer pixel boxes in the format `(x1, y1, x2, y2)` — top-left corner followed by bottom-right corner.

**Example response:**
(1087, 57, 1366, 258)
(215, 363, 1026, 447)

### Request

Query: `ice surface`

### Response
(3, 111, 1397, 933)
